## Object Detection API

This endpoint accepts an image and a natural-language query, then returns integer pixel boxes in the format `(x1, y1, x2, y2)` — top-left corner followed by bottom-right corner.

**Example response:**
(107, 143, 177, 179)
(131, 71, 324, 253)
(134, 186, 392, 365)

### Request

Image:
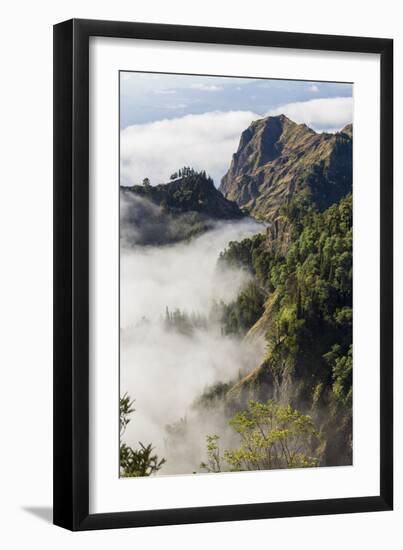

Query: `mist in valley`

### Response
(118, 74, 354, 475)
(120, 217, 266, 475)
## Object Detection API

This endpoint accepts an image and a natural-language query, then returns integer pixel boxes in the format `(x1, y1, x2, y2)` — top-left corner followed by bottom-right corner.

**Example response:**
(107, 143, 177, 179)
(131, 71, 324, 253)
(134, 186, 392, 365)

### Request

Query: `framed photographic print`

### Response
(53, 19, 393, 530)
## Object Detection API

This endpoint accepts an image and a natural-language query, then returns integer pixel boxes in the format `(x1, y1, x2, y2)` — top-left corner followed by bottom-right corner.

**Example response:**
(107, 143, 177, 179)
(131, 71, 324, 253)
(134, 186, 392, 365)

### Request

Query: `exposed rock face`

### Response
(340, 123, 353, 139)
(220, 114, 352, 220)
(265, 216, 292, 256)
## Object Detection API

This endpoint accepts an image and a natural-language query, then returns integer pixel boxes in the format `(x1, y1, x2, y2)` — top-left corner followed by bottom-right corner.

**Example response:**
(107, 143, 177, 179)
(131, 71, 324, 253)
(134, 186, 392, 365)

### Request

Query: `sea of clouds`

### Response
(120, 97, 353, 187)
(119, 94, 353, 474)
(120, 219, 266, 474)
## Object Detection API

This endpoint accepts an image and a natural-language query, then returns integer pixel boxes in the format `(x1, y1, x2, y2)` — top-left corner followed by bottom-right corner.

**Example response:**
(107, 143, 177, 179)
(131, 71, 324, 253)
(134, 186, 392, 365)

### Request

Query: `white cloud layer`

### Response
(120, 110, 259, 186)
(154, 88, 177, 95)
(190, 83, 223, 91)
(267, 96, 353, 131)
(120, 98, 352, 187)
(121, 220, 266, 472)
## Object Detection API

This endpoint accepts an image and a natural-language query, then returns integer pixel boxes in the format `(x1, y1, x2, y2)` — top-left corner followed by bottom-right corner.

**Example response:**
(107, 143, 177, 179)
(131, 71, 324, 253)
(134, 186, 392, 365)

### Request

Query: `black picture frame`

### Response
(53, 18, 393, 531)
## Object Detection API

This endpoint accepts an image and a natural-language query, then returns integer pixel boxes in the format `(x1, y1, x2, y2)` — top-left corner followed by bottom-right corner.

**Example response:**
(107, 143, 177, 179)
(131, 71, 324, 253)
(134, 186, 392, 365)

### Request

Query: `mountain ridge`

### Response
(120, 170, 243, 246)
(123, 170, 243, 220)
(220, 114, 352, 220)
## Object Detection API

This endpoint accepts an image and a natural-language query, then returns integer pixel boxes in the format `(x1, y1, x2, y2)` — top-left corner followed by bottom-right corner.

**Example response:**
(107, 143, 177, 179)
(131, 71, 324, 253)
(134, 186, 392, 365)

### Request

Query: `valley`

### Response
(120, 114, 353, 476)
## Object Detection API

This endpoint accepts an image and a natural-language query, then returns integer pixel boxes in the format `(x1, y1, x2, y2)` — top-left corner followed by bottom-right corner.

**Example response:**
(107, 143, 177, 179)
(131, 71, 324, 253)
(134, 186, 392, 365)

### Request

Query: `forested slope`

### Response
(218, 194, 353, 465)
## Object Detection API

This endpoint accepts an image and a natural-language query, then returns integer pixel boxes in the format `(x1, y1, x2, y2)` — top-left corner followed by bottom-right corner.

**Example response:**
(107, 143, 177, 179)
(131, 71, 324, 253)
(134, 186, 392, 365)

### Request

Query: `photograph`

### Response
(119, 72, 353, 477)
(0, 0, 395, 542)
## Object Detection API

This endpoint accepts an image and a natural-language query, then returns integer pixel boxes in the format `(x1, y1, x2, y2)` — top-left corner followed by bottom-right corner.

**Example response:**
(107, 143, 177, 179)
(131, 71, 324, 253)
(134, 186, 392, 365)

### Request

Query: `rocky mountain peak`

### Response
(229, 115, 313, 179)
(220, 114, 352, 220)
(340, 123, 353, 138)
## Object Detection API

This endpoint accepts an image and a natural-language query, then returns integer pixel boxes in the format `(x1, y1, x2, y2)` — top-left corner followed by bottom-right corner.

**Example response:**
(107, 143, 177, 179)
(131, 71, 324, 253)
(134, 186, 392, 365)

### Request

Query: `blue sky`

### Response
(120, 72, 352, 127)
(120, 72, 352, 187)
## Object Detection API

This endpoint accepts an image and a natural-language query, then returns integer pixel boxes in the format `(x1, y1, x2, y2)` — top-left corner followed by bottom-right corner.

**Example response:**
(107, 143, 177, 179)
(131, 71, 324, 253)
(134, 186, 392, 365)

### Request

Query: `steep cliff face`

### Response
(220, 114, 352, 220)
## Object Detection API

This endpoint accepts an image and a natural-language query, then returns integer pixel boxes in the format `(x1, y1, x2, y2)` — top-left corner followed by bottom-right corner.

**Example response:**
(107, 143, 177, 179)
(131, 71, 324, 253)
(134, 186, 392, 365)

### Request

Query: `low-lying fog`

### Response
(120, 218, 265, 475)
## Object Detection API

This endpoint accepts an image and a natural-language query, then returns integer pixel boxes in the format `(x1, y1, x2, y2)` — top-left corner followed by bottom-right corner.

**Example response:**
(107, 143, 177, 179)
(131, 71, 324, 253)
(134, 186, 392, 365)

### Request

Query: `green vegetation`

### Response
(120, 442, 166, 478)
(120, 114, 353, 473)
(121, 188, 352, 472)
(121, 167, 244, 246)
(128, 167, 242, 220)
(169, 166, 209, 181)
(164, 307, 208, 336)
(193, 381, 232, 410)
(218, 232, 275, 290)
(119, 394, 166, 477)
(218, 194, 353, 465)
(219, 281, 265, 335)
(201, 400, 322, 472)
(200, 435, 223, 473)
